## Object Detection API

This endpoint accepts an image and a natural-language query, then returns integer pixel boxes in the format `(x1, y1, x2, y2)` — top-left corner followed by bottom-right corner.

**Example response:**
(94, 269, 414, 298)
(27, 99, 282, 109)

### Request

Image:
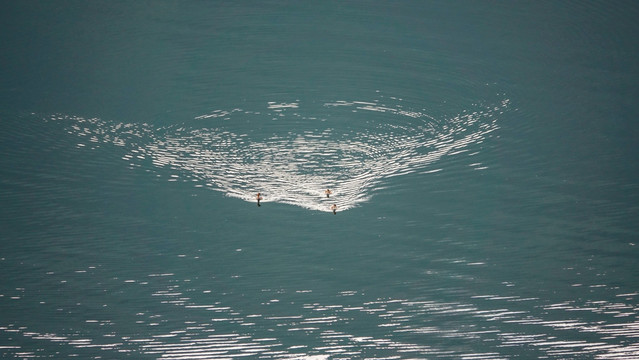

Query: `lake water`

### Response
(1, 1, 639, 359)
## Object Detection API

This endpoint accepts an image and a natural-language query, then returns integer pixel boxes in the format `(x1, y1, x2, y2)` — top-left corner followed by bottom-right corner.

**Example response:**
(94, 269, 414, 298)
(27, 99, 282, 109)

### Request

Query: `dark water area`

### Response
(1, 1, 639, 358)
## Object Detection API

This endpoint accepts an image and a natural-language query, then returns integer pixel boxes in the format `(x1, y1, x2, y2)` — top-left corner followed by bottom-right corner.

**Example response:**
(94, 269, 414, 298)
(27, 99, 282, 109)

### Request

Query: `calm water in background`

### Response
(1, 1, 639, 359)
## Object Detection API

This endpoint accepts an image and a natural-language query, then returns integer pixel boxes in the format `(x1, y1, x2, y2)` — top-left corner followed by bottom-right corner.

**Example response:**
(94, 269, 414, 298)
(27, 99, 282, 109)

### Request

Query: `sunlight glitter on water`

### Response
(47, 96, 509, 213)
(3, 284, 638, 359)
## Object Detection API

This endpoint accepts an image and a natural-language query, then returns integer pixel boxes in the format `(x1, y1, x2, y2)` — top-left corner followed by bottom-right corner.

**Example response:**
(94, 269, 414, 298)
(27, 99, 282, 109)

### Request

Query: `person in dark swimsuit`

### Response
(256, 192, 263, 207)
(325, 189, 332, 198)
(330, 204, 337, 215)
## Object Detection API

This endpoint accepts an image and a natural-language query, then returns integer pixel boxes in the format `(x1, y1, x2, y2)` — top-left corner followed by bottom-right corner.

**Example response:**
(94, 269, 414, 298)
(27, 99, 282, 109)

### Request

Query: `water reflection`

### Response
(2, 277, 637, 358)
(47, 95, 510, 212)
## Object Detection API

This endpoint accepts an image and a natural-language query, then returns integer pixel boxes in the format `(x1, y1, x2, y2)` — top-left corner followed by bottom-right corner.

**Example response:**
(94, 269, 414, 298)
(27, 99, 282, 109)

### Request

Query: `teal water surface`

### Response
(1, 1, 639, 359)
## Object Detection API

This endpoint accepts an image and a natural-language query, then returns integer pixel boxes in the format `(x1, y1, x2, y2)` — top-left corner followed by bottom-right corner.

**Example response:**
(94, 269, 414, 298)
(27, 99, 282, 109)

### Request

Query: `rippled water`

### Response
(46, 94, 509, 212)
(1, 1, 639, 359)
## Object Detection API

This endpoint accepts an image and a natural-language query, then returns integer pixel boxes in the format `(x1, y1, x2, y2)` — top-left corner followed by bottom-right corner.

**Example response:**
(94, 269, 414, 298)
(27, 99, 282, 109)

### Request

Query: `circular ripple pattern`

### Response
(48, 95, 510, 212)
